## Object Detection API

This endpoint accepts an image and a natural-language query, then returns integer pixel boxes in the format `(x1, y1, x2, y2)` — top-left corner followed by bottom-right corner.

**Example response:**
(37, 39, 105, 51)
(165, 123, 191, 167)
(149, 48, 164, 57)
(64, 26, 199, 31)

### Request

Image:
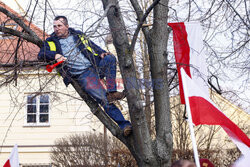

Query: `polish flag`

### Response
(181, 68, 250, 156)
(168, 22, 209, 104)
(168, 21, 250, 163)
(3, 144, 19, 167)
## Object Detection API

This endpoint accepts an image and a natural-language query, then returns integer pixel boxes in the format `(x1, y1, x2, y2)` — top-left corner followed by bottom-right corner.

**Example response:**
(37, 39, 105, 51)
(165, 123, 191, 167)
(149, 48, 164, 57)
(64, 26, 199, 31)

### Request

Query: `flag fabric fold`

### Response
(181, 68, 250, 155)
(168, 22, 209, 104)
(169, 21, 250, 164)
(232, 152, 250, 167)
(3, 144, 19, 167)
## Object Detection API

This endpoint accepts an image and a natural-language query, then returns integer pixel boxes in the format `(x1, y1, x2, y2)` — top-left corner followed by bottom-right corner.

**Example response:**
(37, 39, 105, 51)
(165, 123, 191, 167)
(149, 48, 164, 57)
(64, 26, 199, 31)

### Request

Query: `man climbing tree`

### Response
(38, 15, 132, 136)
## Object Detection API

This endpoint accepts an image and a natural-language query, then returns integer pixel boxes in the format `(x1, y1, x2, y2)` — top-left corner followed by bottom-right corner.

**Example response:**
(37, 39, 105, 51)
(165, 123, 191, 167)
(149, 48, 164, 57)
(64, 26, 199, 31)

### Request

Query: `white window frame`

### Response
(24, 94, 50, 127)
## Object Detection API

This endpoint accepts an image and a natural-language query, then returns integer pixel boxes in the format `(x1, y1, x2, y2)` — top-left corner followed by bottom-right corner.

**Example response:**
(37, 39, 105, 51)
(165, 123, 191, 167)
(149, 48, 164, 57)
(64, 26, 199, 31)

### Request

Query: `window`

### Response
(0, 23, 18, 39)
(25, 94, 50, 126)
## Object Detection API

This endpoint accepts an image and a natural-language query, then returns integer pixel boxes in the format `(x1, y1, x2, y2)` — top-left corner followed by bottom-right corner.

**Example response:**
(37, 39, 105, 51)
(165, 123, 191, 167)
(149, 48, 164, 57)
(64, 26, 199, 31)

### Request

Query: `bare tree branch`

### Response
(224, 0, 250, 29)
(0, 6, 41, 40)
(130, 0, 160, 53)
(0, 26, 43, 47)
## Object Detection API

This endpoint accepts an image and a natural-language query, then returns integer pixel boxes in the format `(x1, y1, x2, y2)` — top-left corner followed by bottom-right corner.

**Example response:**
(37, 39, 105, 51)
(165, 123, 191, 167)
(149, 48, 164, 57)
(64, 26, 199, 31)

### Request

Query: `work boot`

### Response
(123, 126, 132, 137)
(107, 91, 126, 103)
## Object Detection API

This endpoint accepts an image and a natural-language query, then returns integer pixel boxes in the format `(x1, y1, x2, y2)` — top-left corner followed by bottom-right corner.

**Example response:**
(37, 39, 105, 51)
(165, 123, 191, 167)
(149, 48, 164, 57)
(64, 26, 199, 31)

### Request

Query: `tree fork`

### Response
(101, 0, 157, 166)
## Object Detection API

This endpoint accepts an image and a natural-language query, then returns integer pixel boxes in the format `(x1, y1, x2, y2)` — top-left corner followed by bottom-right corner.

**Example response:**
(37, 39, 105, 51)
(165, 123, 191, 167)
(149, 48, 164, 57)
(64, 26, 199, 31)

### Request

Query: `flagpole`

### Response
(181, 68, 200, 167)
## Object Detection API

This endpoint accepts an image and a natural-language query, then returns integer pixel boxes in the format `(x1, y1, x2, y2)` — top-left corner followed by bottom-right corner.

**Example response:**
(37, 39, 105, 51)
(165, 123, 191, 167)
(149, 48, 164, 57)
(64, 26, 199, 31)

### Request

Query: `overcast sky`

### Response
(1, 0, 28, 13)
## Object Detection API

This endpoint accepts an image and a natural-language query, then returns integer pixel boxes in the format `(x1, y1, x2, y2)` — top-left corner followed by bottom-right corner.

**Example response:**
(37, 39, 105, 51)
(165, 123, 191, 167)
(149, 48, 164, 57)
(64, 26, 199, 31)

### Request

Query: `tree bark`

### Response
(1, 0, 173, 166)
(102, 0, 172, 166)
(0, 6, 43, 47)
(102, 0, 157, 166)
(146, 1, 173, 165)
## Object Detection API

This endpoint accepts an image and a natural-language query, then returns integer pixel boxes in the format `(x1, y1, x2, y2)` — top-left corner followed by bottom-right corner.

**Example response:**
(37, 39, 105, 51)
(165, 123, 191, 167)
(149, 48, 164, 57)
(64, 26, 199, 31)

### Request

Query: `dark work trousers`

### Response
(74, 54, 131, 129)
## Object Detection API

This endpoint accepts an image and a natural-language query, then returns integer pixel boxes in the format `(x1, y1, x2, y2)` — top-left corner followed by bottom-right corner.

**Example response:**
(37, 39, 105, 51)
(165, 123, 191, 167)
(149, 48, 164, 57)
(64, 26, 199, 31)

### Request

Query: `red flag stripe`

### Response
(4, 144, 19, 167)
(3, 160, 11, 167)
(168, 22, 191, 104)
(189, 96, 250, 147)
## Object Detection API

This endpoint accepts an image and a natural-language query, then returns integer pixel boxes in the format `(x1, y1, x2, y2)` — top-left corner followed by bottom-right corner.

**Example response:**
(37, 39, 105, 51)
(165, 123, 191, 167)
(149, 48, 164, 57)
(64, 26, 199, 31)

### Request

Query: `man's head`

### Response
(53, 16, 69, 38)
(171, 160, 196, 167)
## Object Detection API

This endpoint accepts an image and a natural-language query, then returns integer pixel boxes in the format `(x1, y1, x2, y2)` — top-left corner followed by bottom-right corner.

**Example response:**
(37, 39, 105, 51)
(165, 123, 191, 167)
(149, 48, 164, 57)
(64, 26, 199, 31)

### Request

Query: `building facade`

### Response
(0, 2, 105, 166)
(0, 70, 105, 166)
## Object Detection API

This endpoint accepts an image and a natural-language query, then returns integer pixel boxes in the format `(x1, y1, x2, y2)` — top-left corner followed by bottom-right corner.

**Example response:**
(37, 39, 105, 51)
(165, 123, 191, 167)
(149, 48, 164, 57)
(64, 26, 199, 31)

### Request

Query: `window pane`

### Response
(27, 114, 36, 123)
(40, 95, 49, 103)
(40, 105, 48, 113)
(27, 95, 36, 104)
(27, 105, 36, 113)
(40, 114, 48, 123)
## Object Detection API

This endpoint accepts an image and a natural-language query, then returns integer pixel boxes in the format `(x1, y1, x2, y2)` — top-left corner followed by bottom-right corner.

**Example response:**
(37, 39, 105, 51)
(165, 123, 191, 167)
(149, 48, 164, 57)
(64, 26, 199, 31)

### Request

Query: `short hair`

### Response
(54, 16, 68, 25)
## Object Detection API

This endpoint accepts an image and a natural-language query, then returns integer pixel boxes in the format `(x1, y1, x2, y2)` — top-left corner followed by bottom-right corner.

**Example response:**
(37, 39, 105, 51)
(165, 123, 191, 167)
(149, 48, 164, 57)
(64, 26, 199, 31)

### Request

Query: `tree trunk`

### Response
(102, 0, 172, 166)
(102, 0, 154, 166)
(146, 0, 173, 166)
(1, 0, 173, 166)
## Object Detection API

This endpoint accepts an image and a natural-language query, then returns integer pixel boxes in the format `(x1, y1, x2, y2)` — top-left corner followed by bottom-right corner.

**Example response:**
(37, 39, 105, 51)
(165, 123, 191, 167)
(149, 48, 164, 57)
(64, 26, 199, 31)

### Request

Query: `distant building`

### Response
(0, 2, 105, 166)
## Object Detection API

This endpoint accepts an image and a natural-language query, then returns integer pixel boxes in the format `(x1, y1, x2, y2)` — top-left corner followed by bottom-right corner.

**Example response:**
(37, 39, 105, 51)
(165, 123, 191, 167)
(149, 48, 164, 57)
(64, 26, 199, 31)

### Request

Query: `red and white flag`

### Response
(181, 68, 250, 155)
(169, 21, 250, 163)
(3, 144, 19, 167)
(168, 22, 209, 104)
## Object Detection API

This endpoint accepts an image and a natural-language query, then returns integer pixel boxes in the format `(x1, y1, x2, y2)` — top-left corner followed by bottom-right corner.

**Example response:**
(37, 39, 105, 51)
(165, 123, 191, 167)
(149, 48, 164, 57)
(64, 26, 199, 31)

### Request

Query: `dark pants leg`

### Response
(75, 68, 131, 129)
(98, 54, 117, 93)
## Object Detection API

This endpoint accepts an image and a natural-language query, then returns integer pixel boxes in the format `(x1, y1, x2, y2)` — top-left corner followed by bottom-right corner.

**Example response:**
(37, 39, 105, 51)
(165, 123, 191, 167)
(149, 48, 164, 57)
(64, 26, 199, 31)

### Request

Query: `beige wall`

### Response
(0, 69, 104, 166)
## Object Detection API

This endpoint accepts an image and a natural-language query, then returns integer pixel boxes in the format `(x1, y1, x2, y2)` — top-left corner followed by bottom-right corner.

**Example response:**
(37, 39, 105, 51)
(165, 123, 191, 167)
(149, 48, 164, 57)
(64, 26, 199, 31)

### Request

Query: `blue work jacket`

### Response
(38, 28, 106, 86)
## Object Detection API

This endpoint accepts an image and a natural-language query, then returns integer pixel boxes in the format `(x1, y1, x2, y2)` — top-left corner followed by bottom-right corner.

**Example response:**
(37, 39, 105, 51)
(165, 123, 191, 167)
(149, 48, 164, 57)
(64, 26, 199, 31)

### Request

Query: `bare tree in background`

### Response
(0, 0, 249, 166)
(51, 133, 137, 167)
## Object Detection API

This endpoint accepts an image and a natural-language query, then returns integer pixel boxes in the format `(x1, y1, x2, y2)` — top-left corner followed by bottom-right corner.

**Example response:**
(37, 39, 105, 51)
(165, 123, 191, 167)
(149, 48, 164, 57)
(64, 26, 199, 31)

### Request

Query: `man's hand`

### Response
(100, 52, 112, 59)
(55, 54, 67, 62)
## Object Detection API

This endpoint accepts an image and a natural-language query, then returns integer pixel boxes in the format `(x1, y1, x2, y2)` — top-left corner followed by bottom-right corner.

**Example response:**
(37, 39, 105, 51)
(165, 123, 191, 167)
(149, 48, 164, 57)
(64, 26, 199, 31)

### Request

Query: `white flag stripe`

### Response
(180, 67, 216, 107)
(9, 144, 19, 167)
(185, 22, 209, 99)
(4, 144, 19, 167)
(181, 68, 250, 156)
(222, 126, 250, 155)
(232, 152, 250, 167)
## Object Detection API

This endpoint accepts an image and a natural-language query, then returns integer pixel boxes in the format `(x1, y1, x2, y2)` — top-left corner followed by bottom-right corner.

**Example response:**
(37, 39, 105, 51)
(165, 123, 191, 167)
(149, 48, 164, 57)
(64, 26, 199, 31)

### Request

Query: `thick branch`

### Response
(146, 0, 173, 163)
(0, 26, 43, 47)
(0, 6, 40, 39)
(129, 0, 160, 53)
(102, 0, 155, 165)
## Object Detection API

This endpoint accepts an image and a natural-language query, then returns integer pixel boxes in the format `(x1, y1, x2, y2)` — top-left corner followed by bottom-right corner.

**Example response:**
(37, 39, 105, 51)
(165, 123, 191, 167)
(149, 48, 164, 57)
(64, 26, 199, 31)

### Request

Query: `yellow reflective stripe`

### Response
(79, 35, 98, 56)
(80, 36, 89, 45)
(86, 46, 97, 55)
(47, 41, 56, 51)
